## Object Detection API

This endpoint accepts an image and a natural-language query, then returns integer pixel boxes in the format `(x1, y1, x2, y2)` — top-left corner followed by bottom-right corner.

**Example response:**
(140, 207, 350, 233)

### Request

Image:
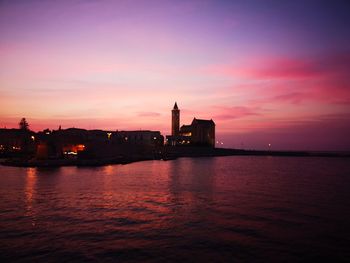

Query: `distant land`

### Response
(1, 145, 349, 168)
(1, 103, 349, 168)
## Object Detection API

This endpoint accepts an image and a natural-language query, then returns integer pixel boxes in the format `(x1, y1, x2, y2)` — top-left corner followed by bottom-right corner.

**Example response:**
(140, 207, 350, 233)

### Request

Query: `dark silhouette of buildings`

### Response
(0, 123, 164, 160)
(35, 128, 164, 160)
(0, 103, 216, 162)
(166, 102, 215, 147)
(0, 128, 36, 156)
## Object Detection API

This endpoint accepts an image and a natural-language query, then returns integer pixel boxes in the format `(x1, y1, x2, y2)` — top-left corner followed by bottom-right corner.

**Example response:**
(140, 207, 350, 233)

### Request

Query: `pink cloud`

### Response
(211, 106, 261, 121)
(137, 112, 161, 117)
(204, 52, 350, 80)
(250, 54, 350, 80)
(269, 92, 308, 104)
(207, 53, 350, 107)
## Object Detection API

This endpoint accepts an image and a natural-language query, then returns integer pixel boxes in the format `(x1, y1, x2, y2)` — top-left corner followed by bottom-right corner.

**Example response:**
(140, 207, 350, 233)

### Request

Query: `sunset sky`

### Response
(1, 0, 350, 150)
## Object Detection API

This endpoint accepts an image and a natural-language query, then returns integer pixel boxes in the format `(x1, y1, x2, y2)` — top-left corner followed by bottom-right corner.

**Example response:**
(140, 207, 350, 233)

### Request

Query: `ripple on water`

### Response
(0, 157, 350, 262)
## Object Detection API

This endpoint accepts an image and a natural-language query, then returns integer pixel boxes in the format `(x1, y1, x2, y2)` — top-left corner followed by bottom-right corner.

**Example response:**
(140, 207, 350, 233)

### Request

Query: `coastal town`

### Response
(1, 102, 347, 167)
(0, 103, 221, 166)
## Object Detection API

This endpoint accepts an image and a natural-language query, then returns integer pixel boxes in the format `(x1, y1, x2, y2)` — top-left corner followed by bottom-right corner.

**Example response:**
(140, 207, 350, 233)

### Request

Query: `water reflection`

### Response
(25, 167, 37, 226)
(168, 158, 215, 201)
(102, 165, 117, 211)
(1, 157, 349, 262)
(166, 158, 217, 235)
(103, 165, 114, 176)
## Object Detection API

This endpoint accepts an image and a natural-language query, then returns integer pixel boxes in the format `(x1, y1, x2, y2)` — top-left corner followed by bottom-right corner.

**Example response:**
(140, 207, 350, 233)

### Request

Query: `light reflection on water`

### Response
(25, 167, 37, 226)
(0, 156, 350, 262)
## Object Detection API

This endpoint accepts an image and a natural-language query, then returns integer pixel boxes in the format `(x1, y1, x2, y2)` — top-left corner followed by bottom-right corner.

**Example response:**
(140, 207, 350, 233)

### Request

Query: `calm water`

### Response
(1, 156, 350, 262)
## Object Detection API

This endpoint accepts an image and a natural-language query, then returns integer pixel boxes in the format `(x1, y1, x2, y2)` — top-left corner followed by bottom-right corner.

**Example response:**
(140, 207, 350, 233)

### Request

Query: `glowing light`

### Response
(76, 144, 85, 151)
(31, 135, 35, 141)
(62, 144, 85, 155)
(107, 132, 112, 139)
(64, 151, 78, 155)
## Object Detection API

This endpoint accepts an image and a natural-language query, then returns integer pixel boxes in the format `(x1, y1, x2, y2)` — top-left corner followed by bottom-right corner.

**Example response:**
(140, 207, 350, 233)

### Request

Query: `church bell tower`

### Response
(172, 102, 180, 136)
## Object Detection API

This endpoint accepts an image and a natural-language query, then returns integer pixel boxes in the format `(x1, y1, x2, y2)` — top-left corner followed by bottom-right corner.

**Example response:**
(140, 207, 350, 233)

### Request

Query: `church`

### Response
(166, 102, 215, 147)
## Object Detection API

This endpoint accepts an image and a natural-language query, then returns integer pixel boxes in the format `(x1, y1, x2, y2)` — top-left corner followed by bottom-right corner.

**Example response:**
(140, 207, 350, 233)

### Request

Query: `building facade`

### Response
(166, 102, 215, 147)
(190, 118, 215, 146)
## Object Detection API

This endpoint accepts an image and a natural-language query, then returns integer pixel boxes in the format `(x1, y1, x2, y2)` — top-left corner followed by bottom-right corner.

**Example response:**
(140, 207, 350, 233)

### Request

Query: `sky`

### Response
(1, 0, 350, 151)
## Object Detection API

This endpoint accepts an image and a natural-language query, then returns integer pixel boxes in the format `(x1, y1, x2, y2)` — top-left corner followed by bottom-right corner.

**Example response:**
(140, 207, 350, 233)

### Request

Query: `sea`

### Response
(0, 156, 350, 262)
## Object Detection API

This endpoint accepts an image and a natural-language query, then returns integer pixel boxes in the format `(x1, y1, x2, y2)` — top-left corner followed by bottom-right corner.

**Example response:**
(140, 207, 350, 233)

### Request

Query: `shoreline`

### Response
(1, 148, 349, 168)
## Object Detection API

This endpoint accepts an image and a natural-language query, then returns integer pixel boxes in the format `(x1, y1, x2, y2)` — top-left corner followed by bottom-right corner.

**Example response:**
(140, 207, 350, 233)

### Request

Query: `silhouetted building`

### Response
(189, 118, 215, 146)
(116, 130, 163, 146)
(34, 128, 164, 160)
(166, 102, 215, 147)
(0, 128, 36, 155)
(172, 102, 180, 136)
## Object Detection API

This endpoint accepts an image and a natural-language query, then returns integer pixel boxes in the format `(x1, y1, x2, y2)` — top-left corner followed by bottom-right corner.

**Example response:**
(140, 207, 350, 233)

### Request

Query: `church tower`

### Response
(172, 102, 180, 136)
